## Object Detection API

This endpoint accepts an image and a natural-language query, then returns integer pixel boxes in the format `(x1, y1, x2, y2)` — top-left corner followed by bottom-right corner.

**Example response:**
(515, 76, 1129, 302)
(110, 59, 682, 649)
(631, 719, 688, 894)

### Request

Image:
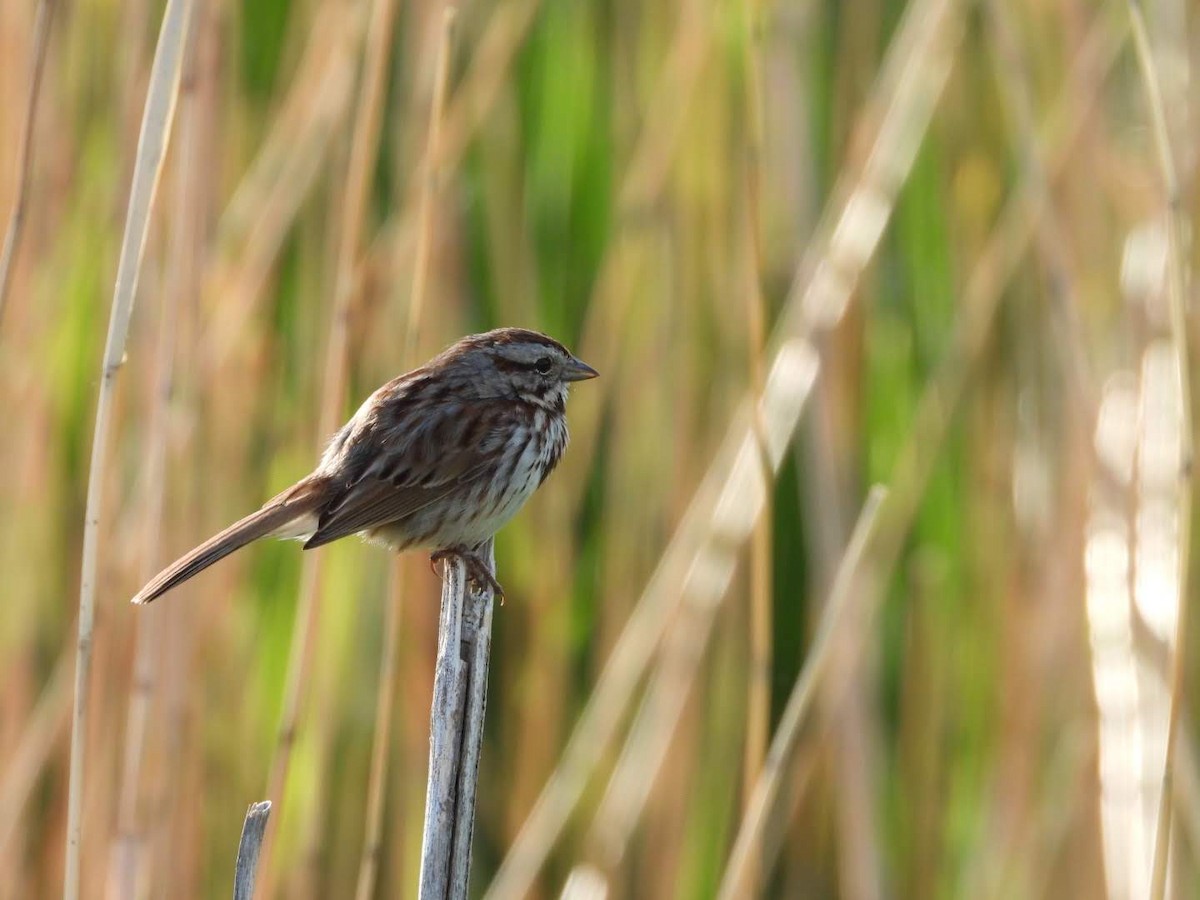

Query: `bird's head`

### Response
(447, 328, 598, 409)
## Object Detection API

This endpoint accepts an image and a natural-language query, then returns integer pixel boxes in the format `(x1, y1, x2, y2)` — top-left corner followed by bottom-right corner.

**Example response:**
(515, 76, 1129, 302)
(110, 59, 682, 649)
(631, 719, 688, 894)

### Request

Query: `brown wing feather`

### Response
(303, 479, 457, 548)
(303, 397, 498, 549)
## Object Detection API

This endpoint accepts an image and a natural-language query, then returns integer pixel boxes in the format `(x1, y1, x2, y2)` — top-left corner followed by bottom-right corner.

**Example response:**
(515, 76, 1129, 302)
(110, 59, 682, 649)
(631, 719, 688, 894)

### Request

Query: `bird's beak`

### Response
(563, 357, 599, 382)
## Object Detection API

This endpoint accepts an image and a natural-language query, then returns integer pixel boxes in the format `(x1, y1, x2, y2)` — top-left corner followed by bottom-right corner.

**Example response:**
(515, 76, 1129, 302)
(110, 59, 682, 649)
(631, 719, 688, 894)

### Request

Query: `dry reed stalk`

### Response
(738, 5, 772, 876)
(734, 1, 772, 897)
(0, 0, 54, 328)
(486, 0, 962, 894)
(109, 12, 202, 894)
(234, 802, 273, 900)
(718, 487, 887, 899)
(148, 5, 218, 889)
(1126, 0, 1195, 893)
(418, 545, 497, 899)
(63, 1, 192, 895)
(740, 217, 774, 893)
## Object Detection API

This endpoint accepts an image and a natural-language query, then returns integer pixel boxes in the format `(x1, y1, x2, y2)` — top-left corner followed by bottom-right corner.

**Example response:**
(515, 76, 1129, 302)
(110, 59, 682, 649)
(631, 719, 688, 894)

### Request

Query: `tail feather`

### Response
(131, 480, 325, 605)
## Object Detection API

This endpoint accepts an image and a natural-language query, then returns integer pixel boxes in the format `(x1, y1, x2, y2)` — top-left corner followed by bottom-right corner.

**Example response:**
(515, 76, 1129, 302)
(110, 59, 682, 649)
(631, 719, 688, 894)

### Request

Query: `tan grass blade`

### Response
(737, 0, 772, 889)
(63, 0, 193, 896)
(0, 0, 55, 329)
(1125, 0, 1196, 893)
(109, 98, 189, 898)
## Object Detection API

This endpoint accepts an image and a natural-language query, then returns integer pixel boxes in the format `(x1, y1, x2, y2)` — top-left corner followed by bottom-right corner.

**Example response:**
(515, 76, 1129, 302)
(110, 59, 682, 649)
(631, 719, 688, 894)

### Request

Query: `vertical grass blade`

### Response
(0, 0, 55, 328)
(63, 1, 192, 896)
(1126, 2, 1192, 895)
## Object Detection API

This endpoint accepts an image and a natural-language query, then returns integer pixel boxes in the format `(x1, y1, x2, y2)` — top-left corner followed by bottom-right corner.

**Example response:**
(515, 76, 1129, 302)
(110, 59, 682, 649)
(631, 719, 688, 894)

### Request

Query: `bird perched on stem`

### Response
(132, 328, 598, 605)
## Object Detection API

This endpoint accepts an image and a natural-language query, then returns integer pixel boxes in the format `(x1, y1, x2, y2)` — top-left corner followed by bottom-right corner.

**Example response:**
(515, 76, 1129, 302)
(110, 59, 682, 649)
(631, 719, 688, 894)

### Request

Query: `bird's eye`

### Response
(534, 356, 553, 374)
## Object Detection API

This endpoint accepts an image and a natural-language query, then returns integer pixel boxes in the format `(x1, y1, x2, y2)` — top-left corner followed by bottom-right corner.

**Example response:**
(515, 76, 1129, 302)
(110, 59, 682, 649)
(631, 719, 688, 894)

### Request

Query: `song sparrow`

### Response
(131, 328, 598, 605)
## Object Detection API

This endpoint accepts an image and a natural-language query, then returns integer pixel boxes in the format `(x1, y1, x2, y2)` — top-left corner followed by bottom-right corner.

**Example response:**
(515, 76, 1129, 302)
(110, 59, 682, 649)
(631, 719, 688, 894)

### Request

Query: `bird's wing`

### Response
(303, 396, 500, 549)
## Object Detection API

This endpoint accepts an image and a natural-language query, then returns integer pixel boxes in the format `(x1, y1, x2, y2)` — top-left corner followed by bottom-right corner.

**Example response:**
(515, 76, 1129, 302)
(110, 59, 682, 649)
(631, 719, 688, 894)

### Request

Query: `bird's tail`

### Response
(131, 479, 326, 605)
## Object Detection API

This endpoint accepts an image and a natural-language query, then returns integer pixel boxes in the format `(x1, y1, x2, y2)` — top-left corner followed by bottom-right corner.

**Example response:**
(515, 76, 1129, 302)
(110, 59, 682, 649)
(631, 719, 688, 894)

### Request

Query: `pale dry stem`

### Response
(110, 14, 203, 894)
(738, 6, 773, 881)
(418, 544, 496, 899)
(65, 1, 192, 895)
(0, 0, 55, 328)
(1126, 0, 1195, 894)
(234, 802, 273, 900)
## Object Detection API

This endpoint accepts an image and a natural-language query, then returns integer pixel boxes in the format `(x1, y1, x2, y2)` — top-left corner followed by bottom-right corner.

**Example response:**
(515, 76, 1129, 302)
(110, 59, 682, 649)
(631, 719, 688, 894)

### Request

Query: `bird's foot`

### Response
(430, 547, 505, 603)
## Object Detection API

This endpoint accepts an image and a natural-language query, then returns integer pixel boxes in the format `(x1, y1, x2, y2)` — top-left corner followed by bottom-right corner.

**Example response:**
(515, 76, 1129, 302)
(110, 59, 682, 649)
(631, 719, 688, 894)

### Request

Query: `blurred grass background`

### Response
(0, 0, 1197, 897)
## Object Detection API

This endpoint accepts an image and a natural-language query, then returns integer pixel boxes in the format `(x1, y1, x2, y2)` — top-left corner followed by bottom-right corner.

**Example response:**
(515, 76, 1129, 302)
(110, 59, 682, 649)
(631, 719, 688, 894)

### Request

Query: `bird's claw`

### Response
(430, 548, 505, 603)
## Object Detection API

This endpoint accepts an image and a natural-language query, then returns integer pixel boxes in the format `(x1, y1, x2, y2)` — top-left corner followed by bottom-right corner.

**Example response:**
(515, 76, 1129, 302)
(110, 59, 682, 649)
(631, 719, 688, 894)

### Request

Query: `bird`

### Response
(131, 328, 598, 605)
